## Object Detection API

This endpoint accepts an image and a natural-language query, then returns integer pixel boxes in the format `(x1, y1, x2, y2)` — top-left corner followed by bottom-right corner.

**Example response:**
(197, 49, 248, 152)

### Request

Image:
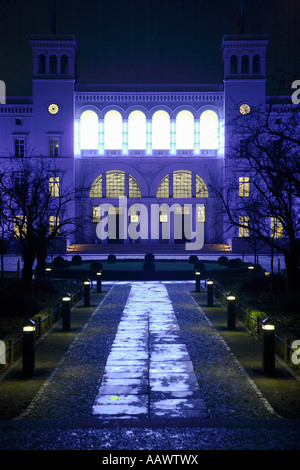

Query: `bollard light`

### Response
(248, 265, 254, 271)
(207, 279, 214, 307)
(22, 319, 36, 378)
(226, 292, 236, 330)
(45, 267, 52, 278)
(96, 271, 102, 293)
(84, 279, 91, 307)
(195, 270, 201, 293)
(262, 317, 275, 377)
(62, 292, 71, 332)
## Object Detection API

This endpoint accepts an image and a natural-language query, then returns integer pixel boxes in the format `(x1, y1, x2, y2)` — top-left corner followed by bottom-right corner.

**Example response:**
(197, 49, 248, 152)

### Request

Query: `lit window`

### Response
(49, 138, 59, 157)
(239, 216, 249, 237)
(196, 175, 209, 197)
(173, 171, 192, 198)
(156, 175, 170, 198)
(197, 205, 205, 222)
(90, 175, 103, 198)
(128, 111, 146, 150)
(200, 110, 218, 150)
(14, 139, 25, 157)
(49, 177, 60, 197)
(49, 216, 59, 234)
(106, 170, 125, 198)
(104, 110, 122, 150)
(129, 175, 141, 198)
(93, 206, 101, 223)
(129, 205, 139, 223)
(152, 110, 170, 150)
(239, 177, 250, 197)
(14, 216, 26, 238)
(271, 217, 283, 238)
(176, 111, 194, 150)
(80, 110, 98, 150)
(159, 210, 168, 223)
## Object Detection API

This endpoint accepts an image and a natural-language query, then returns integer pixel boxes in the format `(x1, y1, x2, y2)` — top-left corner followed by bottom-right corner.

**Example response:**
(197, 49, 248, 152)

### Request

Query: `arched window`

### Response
(49, 55, 57, 74)
(242, 55, 249, 74)
(152, 110, 170, 150)
(176, 111, 194, 150)
(128, 111, 146, 150)
(90, 175, 103, 198)
(106, 170, 125, 198)
(104, 110, 123, 150)
(230, 55, 238, 74)
(129, 175, 142, 198)
(195, 175, 209, 197)
(61, 55, 69, 74)
(80, 110, 98, 150)
(200, 110, 218, 150)
(38, 55, 46, 74)
(156, 175, 170, 198)
(253, 55, 260, 74)
(173, 170, 192, 198)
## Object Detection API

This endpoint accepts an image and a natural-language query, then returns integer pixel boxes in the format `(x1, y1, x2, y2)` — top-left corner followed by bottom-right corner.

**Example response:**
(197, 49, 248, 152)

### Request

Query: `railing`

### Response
(212, 284, 299, 370)
(0, 285, 84, 372)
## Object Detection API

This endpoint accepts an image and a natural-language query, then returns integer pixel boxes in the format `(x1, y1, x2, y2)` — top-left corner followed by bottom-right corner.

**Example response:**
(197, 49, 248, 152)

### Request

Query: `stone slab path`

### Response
(92, 282, 208, 421)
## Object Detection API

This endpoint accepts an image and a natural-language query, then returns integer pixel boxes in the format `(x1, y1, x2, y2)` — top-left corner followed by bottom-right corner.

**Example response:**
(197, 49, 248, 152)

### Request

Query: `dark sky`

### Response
(0, 0, 299, 97)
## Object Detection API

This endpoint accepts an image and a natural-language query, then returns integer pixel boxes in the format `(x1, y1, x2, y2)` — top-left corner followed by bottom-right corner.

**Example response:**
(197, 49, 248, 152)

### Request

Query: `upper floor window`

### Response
(176, 111, 194, 150)
(128, 111, 146, 150)
(271, 217, 283, 238)
(49, 177, 60, 197)
(80, 110, 98, 150)
(239, 177, 250, 197)
(49, 216, 59, 234)
(14, 138, 25, 157)
(239, 216, 249, 237)
(104, 110, 122, 150)
(49, 137, 60, 157)
(152, 110, 170, 150)
(200, 110, 218, 150)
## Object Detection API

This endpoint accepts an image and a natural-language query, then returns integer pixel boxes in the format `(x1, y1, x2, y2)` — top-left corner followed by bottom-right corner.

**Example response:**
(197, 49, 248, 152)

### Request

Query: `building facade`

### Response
(2, 30, 291, 253)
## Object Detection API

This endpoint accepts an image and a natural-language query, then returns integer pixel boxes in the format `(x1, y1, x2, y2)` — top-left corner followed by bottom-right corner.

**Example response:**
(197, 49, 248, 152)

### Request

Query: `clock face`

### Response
(239, 103, 251, 115)
(48, 103, 59, 115)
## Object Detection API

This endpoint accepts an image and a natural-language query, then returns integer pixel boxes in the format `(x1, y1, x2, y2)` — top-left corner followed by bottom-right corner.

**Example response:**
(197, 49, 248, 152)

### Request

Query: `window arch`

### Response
(173, 170, 192, 198)
(176, 111, 194, 150)
(38, 54, 46, 74)
(152, 110, 170, 150)
(156, 175, 170, 198)
(128, 111, 146, 150)
(253, 54, 260, 74)
(80, 110, 98, 150)
(104, 110, 123, 150)
(242, 55, 249, 74)
(230, 55, 238, 74)
(49, 55, 57, 74)
(196, 175, 209, 197)
(156, 171, 209, 198)
(61, 55, 69, 74)
(200, 110, 218, 150)
(90, 171, 142, 198)
(129, 175, 142, 198)
(90, 175, 102, 198)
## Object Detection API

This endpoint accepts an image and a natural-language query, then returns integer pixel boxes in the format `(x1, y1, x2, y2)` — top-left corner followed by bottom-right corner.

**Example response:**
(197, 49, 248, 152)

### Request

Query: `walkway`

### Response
(0, 281, 299, 450)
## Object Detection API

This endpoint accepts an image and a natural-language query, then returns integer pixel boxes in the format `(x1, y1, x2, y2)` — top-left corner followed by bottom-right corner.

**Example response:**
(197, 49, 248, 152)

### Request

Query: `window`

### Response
(106, 170, 125, 198)
(271, 217, 283, 238)
(104, 110, 123, 150)
(14, 139, 25, 157)
(176, 111, 194, 150)
(253, 55, 260, 74)
(93, 206, 101, 223)
(49, 177, 60, 197)
(195, 175, 209, 197)
(239, 177, 250, 197)
(242, 55, 249, 74)
(239, 216, 249, 237)
(49, 138, 60, 157)
(38, 55, 46, 74)
(239, 138, 250, 157)
(173, 170, 192, 198)
(90, 175, 103, 198)
(230, 55, 238, 74)
(128, 175, 142, 198)
(49, 55, 57, 74)
(128, 111, 146, 150)
(15, 118, 22, 126)
(200, 110, 218, 150)
(14, 216, 26, 238)
(80, 110, 98, 150)
(156, 174, 170, 198)
(49, 216, 59, 234)
(61, 55, 69, 74)
(152, 110, 170, 150)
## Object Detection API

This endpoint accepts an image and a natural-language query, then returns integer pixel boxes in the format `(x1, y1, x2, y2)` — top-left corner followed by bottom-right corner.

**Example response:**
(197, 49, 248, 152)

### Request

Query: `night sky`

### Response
(0, 0, 299, 97)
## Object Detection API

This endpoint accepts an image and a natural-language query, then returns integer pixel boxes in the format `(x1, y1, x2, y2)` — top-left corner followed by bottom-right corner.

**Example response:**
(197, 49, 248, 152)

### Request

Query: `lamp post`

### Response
(96, 271, 102, 293)
(195, 270, 201, 292)
(207, 279, 214, 307)
(84, 279, 91, 307)
(262, 317, 275, 376)
(227, 292, 236, 330)
(22, 319, 36, 378)
(62, 292, 71, 332)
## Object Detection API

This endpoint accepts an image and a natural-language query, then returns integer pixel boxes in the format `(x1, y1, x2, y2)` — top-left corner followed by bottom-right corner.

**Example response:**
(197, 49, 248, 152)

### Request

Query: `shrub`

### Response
(189, 255, 198, 264)
(228, 258, 242, 268)
(53, 256, 69, 268)
(194, 261, 205, 271)
(90, 261, 103, 271)
(71, 255, 82, 265)
(107, 254, 117, 264)
(143, 261, 156, 273)
(145, 253, 155, 262)
(218, 256, 228, 266)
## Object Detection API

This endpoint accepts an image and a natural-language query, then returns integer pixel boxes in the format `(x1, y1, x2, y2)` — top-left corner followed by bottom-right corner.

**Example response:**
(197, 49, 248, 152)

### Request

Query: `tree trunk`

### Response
(284, 243, 300, 292)
(21, 243, 35, 294)
(35, 242, 48, 279)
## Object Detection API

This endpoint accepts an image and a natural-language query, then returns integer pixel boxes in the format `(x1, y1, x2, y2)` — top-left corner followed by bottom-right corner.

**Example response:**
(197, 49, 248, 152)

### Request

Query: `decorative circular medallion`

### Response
(239, 103, 251, 115)
(48, 103, 59, 115)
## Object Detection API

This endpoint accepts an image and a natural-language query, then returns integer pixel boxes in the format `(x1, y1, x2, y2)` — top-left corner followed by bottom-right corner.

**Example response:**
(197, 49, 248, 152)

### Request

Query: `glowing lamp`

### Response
(96, 271, 102, 293)
(207, 279, 214, 307)
(207, 279, 213, 285)
(248, 266, 254, 270)
(226, 292, 236, 330)
(262, 318, 275, 376)
(22, 319, 36, 378)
